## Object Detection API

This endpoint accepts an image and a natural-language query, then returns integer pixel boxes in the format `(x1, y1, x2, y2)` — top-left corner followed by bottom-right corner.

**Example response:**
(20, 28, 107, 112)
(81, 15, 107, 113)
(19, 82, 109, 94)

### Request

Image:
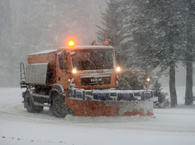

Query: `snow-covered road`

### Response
(0, 88, 195, 145)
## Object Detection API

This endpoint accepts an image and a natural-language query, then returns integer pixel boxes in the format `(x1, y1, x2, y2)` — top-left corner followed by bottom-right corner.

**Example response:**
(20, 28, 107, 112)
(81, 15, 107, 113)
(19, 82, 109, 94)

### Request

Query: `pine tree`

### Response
(96, 0, 127, 66)
(97, 0, 123, 46)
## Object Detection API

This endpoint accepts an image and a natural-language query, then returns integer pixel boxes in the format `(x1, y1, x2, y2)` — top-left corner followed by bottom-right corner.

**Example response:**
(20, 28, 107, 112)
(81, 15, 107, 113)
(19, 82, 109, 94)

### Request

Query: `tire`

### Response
(24, 91, 43, 113)
(50, 93, 67, 118)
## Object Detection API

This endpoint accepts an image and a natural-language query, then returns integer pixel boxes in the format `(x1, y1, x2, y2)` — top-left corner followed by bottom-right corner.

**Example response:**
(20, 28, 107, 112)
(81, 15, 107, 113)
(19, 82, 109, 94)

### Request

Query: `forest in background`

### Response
(97, 0, 195, 106)
(0, 0, 107, 86)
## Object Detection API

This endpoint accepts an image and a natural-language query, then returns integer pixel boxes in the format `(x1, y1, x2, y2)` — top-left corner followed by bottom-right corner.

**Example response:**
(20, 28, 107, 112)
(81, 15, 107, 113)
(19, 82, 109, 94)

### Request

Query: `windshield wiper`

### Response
(87, 58, 95, 67)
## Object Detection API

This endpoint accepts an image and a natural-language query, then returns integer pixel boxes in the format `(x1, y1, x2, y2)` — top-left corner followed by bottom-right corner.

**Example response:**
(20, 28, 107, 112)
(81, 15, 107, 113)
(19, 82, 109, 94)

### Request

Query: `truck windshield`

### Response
(71, 49, 114, 70)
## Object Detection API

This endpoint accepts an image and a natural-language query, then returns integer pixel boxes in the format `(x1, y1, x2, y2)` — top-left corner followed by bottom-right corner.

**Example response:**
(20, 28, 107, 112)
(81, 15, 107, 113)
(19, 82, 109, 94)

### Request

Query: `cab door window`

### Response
(59, 51, 68, 70)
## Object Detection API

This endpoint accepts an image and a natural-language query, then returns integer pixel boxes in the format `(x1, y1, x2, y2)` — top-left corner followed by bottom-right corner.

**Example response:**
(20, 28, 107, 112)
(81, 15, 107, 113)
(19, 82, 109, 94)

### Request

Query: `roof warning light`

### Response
(68, 40, 75, 47)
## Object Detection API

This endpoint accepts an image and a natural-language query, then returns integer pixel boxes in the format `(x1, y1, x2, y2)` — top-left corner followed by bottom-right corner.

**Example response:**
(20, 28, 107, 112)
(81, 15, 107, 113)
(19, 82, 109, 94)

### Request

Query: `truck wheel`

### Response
(24, 91, 43, 113)
(51, 94, 67, 118)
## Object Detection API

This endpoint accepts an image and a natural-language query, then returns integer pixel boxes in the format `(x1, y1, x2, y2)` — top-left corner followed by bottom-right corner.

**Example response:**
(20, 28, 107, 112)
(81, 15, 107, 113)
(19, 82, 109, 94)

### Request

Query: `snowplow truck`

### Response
(20, 41, 157, 118)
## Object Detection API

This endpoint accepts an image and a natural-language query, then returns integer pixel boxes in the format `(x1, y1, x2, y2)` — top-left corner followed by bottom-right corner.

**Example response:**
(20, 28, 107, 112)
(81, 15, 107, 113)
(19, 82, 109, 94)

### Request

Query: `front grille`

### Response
(81, 76, 111, 86)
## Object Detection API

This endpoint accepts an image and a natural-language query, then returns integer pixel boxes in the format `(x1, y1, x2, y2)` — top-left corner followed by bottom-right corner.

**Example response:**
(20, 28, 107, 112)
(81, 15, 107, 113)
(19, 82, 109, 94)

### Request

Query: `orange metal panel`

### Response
(27, 51, 57, 85)
(28, 52, 56, 64)
(65, 93, 154, 117)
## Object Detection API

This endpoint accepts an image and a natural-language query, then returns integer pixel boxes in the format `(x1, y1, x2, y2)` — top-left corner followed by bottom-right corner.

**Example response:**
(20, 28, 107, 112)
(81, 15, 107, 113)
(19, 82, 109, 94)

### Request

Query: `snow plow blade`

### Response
(66, 89, 157, 116)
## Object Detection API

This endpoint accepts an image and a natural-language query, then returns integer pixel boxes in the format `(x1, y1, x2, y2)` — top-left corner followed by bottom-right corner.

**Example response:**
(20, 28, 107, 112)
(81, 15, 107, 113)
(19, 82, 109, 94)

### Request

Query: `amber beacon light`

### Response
(104, 41, 109, 45)
(68, 40, 75, 47)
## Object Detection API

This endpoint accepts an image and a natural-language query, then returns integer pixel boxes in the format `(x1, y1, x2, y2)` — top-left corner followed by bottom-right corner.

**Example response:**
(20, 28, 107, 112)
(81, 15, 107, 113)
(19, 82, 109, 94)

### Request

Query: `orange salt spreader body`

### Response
(20, 41, 157, 118)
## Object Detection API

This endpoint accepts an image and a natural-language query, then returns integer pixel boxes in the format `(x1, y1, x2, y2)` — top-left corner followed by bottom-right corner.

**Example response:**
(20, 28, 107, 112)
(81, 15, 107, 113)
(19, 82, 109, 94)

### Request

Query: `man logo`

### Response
(91, 78, 102, 82)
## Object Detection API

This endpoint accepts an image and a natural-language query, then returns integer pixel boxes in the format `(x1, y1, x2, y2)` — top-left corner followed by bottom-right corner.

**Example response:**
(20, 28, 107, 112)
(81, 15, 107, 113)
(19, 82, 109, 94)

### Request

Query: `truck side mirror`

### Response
(59, 52, 68, 70)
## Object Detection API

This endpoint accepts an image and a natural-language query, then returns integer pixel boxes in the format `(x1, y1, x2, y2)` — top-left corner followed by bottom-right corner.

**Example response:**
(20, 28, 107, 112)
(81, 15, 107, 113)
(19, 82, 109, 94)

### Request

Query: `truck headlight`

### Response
(116, 67, 121, 72)
(72, 68, 77, 74)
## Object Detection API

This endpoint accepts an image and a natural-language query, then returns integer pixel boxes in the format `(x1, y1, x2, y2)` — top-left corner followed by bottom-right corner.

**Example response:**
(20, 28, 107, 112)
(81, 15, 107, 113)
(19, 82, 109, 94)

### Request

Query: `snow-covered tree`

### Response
(118, 69, 147, 90)
(97, 0, 123, 46)
(96, 0, 128, 67)
(123, 0, 190, 107)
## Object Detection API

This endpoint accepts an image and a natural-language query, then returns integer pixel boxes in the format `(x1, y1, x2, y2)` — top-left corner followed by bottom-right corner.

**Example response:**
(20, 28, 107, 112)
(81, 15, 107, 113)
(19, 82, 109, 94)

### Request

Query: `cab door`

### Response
(56, 51, 70, 89)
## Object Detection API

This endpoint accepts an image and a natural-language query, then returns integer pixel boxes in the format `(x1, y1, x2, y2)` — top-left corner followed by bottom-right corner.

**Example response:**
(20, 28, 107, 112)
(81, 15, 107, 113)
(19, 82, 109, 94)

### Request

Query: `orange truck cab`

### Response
(27, 44, 120, 89)
(57, 45, 119, 90)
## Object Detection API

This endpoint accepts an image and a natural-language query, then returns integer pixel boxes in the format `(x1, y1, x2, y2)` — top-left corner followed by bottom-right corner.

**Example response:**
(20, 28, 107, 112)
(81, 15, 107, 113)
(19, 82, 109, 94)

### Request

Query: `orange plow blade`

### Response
(66, 89, 157, 116)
